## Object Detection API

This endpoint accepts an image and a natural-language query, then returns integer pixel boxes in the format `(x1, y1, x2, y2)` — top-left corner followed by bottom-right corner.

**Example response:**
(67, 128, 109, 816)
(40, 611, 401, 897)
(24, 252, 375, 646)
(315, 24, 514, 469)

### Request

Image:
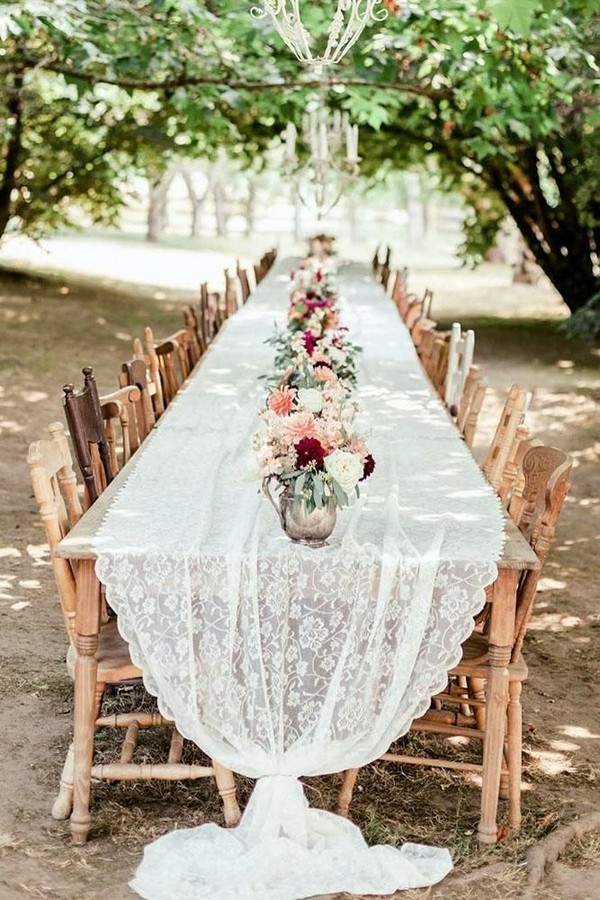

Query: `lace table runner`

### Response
(94, 261, 504, 899)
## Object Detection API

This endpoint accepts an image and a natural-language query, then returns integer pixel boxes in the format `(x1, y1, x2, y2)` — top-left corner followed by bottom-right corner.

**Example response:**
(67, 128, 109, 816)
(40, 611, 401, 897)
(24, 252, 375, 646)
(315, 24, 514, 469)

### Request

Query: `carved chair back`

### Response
(455, 365, 487, 448)
(482, 384, 531, 492)
(62, 366, 113, 505)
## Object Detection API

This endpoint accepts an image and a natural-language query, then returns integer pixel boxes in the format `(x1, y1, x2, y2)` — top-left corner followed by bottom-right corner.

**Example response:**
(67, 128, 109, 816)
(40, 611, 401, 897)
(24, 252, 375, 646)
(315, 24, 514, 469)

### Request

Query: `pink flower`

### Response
(285, 411, 318, 442)
(268, 387, 295, 416)
(314, 364, 336, 383)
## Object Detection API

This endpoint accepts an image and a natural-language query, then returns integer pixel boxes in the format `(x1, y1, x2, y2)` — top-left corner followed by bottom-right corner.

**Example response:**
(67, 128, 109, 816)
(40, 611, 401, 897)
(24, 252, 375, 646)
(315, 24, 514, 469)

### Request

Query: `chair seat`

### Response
(450, 632, 528, 680)
(67, 618, 141, 683)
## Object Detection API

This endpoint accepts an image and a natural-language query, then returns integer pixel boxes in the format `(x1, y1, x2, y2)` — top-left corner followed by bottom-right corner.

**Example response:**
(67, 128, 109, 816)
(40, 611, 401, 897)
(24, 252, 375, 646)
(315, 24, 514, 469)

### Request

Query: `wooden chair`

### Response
(429, 336, 450, 397)
(236, 261, 251, 304)
(99, 385, 142, 476)
(482, 384, 531, 492)
(62, 367, 113, 506)
(27, 422, 241, 837)
(456, 365, 487, 448)
(337, 444, 572, 839)
(380, 264, 391, 292)
(182, 304, 206, 359)
(119, 352, 160, 431)
(390, 267, 409, 314)
(224, 271, 239, 318)
(445, 323, 475, 417)
(371, 244, 381, 275)
(144, 327, 185, 407)
(422, 288, 434, 320)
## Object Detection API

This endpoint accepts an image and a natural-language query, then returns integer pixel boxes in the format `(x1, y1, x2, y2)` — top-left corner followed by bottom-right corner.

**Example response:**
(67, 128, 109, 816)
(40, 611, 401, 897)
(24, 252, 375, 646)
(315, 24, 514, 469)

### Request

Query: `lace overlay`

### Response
(94, 262, 505, 898)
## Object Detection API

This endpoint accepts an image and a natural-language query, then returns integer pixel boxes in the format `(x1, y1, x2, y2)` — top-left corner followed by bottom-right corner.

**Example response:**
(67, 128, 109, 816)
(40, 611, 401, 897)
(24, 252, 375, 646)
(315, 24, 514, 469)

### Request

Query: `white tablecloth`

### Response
(94, 260, 504, 899)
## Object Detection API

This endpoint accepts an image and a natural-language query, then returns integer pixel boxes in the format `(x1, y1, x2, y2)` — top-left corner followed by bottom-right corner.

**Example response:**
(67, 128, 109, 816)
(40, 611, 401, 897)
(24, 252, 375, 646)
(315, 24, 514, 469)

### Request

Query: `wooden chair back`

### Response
(482, 384, 531, 492)
(428, 337, 449, 397)
(144, 327, 182, 408)
(98, 386, 142, 477)
(236, 262, 251, 303)
(456, 365, 487, 448)
(404, 298, 423, 332)
(444, 323, 475, 416)
(119, 354, 159, 431)
(200, 282, 224, 342)
(422, 288, 434, 320)
(182, 304, 206, 357)
(511, 447, 571, 660)
(27, 422, 83, 646)
(62, 366, 113, 505)
(224, 271, 239, 318)
(371, 244, 381, 274)
(380, 265, 391, 292)
(390, 267, 409, 312)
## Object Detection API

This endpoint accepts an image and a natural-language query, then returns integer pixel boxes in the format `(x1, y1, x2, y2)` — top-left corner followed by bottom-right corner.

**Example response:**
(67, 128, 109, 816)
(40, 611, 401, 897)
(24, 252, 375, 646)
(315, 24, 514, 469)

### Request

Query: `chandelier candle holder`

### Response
(251, 0, 388, 70)
(283, 109, 361, 216)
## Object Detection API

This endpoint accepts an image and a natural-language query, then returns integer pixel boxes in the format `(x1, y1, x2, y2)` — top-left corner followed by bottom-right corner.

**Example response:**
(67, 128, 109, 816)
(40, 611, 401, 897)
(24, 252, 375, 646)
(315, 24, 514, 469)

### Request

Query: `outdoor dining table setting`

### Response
(43, 243, 548, 900)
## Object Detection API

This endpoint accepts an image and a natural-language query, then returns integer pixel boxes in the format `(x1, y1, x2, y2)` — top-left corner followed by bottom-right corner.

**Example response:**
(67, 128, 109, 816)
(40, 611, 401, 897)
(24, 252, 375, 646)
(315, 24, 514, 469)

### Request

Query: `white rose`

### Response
(324, 449, 363, 496)
(297, 387, 323, 414)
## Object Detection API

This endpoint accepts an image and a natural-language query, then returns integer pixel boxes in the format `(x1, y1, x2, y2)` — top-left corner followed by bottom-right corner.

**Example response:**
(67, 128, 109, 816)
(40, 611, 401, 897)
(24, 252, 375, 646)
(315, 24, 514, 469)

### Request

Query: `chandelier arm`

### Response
(328, 0, 385, 62)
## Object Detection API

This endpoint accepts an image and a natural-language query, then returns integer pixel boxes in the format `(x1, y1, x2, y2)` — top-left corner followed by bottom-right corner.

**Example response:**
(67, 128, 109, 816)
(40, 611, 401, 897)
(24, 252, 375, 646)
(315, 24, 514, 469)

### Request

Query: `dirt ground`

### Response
(0, 255, 598, 900)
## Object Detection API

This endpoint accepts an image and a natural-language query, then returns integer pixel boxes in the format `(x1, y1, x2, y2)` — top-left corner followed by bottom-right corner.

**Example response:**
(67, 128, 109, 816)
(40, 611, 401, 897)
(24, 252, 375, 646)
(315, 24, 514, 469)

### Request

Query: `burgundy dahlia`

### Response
(295, 437, 326, 469)
(361, 454, 376, 481)
(302, 331, 319, 355)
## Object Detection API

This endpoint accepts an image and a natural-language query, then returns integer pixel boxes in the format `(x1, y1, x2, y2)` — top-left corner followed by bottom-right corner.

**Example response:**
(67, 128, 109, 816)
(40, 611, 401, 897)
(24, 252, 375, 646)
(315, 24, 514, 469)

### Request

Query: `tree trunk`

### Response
(146, 167, 174, 242)
(485, 148, 599, 313)
(0, 71, 24, 242)
(180, 166, 208, 237)
(244, 176, 258, 238)
(213, 182, 228, 237)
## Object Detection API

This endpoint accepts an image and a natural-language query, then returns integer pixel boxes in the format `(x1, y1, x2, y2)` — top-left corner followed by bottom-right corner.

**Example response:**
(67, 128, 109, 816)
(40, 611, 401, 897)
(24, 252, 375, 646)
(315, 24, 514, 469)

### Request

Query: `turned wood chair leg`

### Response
(212, 761, 241, 827)
(500, 745, 510, 800)
(477, 665, 509, 844)
(336, 768, 360, 817)
(52, 742, 75, 820)
(507, 680, 523, 830)
(468, 676, 487, 731)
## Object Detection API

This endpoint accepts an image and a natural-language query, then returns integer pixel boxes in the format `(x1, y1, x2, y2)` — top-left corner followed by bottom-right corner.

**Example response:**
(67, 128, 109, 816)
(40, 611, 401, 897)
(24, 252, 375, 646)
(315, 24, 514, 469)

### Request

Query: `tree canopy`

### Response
(0, 0, 598, 314)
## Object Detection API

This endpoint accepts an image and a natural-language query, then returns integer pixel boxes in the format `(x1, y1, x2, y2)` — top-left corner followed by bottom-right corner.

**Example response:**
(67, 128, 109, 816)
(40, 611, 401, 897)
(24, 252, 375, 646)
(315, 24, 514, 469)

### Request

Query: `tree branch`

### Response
(13, 58, 445, 100)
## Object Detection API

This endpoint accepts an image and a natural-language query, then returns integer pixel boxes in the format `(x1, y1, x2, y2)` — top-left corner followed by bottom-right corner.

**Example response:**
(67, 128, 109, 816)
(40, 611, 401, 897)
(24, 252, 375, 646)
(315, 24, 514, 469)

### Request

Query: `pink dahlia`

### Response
(268, 387, 295, 416)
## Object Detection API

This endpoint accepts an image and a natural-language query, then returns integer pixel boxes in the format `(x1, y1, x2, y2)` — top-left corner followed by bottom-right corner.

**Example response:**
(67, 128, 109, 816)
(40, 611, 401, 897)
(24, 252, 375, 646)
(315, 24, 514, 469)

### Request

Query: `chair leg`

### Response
(507, 680, 523, 830)
(336, 768, 360, 818)
(477, 666, 509, 844)
(212, 761, 241, 827)
(468, 676, 487, 731)
(52, 742, 75, 820)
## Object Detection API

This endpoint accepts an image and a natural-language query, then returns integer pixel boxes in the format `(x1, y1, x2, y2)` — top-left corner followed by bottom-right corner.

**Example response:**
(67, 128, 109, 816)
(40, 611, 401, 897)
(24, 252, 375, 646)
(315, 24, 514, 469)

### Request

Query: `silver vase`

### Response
(263, 480, 336, 548)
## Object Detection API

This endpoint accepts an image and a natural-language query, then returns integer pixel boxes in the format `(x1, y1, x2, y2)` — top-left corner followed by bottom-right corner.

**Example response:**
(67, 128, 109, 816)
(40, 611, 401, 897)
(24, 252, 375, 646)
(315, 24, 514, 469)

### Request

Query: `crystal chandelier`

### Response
(251, 1, 388, 69)
(282, 108, 361, 217)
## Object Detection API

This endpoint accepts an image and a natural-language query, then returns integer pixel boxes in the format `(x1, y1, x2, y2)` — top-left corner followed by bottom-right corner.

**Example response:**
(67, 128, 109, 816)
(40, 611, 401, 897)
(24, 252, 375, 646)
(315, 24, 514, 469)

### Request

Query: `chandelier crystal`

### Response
(282, 108, 361, 217)
(251, 1, 388, 69)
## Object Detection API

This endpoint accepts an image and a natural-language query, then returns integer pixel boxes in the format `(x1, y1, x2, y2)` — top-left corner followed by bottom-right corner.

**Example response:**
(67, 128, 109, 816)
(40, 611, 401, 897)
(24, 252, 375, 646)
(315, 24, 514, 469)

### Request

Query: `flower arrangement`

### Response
(266, 326, 361, 389)
(254, 378, 375, 514)
(254, 256, 374, 546)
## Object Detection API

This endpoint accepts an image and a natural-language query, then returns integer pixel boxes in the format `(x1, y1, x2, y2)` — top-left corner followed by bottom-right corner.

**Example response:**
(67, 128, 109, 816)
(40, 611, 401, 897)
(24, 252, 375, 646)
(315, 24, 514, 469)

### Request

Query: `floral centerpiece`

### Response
(254, 378, 375, 546)
(255, 256, 374, 546)
(266, 327, 361, 390)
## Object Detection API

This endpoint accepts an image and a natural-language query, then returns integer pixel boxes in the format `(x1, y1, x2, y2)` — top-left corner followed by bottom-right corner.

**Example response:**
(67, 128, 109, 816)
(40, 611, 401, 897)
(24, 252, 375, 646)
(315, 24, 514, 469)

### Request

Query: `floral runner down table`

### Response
(57, 257, 538, 900)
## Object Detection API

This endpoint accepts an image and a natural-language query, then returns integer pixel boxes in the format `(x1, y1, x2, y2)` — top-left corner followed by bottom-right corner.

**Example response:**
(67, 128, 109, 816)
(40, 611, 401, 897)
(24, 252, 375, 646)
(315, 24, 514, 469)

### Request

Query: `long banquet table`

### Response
(56, 259, 539, 899)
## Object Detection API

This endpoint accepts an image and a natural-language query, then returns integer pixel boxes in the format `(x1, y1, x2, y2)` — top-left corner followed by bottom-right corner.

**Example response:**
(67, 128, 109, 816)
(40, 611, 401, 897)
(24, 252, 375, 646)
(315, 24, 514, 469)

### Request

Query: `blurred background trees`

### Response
(0, 0, 598, 325)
